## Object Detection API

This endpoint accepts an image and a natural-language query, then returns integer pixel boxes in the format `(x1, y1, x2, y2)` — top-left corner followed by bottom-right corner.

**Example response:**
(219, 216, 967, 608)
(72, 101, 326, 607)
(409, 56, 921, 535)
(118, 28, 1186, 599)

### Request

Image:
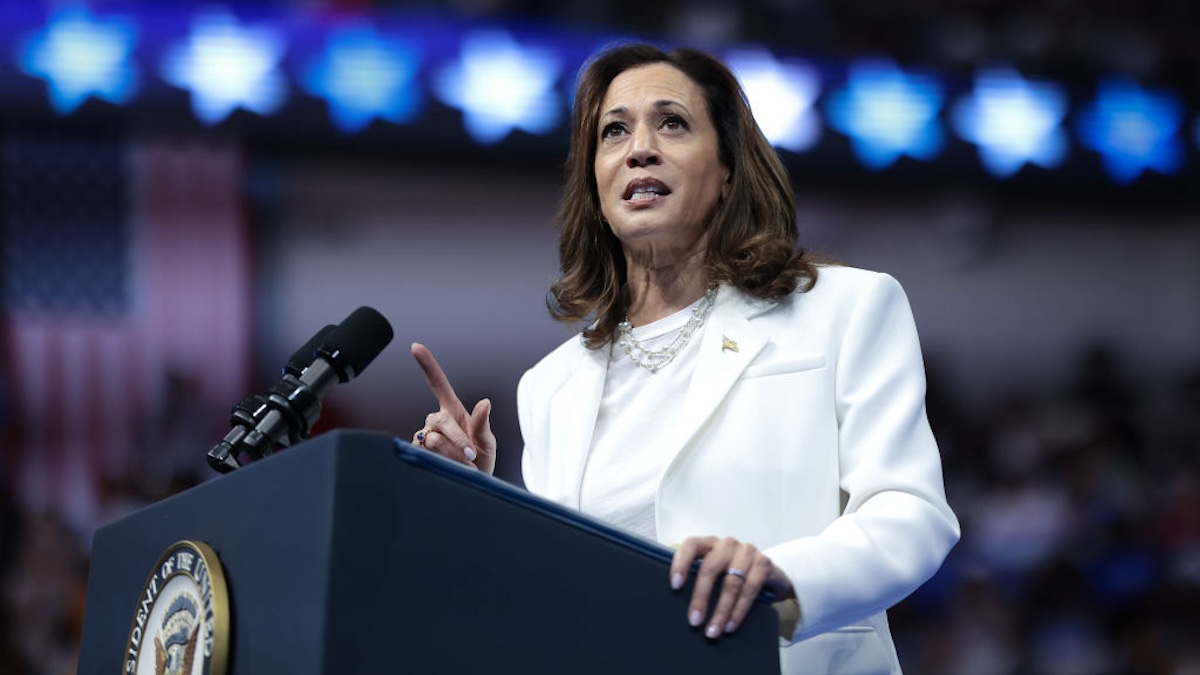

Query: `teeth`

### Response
(627, 186, 664, 201)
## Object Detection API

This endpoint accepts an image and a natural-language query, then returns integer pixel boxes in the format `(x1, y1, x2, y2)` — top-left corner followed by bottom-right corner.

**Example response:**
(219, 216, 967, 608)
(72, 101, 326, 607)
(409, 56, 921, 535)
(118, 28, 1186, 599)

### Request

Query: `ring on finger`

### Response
(415, 429, 432, 447)
(727, 568, 747, 579)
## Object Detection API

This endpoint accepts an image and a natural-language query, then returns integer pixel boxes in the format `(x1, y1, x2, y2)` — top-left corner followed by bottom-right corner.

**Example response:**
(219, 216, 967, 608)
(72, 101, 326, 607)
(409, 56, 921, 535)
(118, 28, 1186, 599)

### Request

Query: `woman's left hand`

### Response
(670, 536, 796, 640)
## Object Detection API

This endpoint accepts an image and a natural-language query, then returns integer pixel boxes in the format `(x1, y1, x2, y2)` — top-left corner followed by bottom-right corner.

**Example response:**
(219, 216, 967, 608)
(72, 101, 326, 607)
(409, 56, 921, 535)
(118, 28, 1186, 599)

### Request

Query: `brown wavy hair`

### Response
(550, 43, 820, 348)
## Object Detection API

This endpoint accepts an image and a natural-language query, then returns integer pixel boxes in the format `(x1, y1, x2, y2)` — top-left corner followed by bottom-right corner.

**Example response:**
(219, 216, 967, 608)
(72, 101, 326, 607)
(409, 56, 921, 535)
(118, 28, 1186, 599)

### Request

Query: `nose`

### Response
(626, 126, 660, 168)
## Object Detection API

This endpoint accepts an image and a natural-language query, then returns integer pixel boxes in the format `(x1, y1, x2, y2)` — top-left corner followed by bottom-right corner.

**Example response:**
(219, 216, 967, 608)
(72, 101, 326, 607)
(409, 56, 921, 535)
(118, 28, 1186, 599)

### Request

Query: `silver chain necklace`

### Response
(617, 287, 718, 373)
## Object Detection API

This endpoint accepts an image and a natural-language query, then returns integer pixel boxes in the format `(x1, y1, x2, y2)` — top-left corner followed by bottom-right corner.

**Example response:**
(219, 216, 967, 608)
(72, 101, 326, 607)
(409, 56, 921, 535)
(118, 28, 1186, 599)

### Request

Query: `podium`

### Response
(77, 430, 781, 673)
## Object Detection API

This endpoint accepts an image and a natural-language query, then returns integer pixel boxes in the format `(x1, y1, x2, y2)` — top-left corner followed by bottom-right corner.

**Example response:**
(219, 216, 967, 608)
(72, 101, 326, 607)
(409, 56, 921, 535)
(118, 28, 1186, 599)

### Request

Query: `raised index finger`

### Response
(411, 342, 467, 417)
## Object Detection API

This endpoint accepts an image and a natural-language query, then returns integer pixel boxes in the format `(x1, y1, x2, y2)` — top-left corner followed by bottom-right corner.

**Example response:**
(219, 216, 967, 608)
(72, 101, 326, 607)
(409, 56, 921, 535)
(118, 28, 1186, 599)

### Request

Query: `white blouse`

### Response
(579, 295, 711, 541)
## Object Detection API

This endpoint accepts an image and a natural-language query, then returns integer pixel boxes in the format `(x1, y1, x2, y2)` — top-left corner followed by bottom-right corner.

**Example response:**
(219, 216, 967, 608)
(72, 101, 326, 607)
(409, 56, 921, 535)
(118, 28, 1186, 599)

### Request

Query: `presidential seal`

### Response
(124, 541, 229, 675)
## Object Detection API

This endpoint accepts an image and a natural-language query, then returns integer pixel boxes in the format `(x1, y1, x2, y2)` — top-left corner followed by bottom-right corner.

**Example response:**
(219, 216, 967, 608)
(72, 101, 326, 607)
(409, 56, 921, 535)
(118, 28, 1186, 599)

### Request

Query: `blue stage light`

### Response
(725, 49, 821, 153)
(825, 60, 944, 170)
(1077, 78, 1184, 184)
(302, 25, 422, 133)
(2, 2, 1193, 186)
(432, 31, 563, 144)
(17, 4, 139, 115)
(952, 68, 1068, 177)
(160, 9, 287, 125)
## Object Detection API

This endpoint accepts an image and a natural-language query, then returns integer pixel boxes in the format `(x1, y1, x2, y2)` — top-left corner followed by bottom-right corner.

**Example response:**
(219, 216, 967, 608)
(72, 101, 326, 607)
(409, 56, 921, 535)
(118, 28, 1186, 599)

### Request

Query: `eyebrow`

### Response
(601, 99, 689, 118)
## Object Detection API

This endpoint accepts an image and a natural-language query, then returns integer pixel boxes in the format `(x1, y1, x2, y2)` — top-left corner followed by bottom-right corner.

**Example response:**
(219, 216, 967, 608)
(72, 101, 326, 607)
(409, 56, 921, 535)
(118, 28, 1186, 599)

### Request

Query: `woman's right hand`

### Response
(409, 342, 497, 475)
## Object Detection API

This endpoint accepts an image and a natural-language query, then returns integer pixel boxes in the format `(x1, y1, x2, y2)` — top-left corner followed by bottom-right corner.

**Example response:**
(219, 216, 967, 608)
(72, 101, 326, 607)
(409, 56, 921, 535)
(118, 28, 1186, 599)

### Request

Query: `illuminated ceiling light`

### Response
(825, 59, 944, 170)
(432, 31, 562, 145)
(951, 68, 1068, 177)
(1077, 78, 1184, 184)
(302, 25, 421, 133)
(17, 4, 138, 114)
(725, 49, 821, 152)
(161, 10, 287, 125)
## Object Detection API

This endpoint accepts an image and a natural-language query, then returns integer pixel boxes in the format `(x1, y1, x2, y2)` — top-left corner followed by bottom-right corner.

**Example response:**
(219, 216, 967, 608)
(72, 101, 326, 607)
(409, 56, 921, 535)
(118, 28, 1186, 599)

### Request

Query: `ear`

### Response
(721, 172, 732, 201)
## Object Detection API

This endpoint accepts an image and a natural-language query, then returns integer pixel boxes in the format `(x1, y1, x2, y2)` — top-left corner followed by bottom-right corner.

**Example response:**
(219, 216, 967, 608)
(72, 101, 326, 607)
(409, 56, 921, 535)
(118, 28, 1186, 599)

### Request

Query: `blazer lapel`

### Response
(672, 286, 772, 460)
(546, 343, 607, 508)
(542, 287, 776, 507)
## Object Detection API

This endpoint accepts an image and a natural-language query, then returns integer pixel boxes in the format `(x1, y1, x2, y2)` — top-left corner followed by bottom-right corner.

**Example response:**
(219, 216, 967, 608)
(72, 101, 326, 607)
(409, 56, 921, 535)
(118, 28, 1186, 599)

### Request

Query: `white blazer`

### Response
(518, 266, 960, 675)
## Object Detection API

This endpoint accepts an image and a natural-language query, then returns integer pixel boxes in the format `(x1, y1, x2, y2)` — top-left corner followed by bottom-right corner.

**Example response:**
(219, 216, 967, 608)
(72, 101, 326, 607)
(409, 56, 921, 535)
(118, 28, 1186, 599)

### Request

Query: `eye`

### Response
(600, 121, 626, 139)
(661, 114, 688, 131)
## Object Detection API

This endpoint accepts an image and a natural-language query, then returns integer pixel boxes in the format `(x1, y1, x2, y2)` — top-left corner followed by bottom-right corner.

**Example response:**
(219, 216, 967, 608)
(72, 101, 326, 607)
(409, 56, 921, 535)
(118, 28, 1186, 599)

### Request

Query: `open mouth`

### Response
(623, 177, 671, 202)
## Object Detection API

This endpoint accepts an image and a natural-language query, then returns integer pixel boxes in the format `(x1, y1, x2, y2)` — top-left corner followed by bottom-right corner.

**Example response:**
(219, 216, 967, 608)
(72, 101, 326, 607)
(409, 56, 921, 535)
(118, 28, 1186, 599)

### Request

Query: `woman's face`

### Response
(593, 63, 729, 257)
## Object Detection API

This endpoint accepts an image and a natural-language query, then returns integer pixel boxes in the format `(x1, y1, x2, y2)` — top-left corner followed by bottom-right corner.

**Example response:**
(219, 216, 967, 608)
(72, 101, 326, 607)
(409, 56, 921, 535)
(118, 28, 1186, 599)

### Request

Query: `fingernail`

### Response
(671, 573, 684, 590)
(706, 624, 720, 639)
(724, 620, 737, 633)
(464, 446, 477, 461)
(689, 610, 703, 627)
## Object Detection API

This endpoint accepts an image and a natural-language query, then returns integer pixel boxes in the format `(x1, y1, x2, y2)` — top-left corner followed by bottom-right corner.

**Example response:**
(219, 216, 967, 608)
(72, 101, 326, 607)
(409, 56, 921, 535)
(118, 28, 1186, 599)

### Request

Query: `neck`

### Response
(624, 255, 710, 328)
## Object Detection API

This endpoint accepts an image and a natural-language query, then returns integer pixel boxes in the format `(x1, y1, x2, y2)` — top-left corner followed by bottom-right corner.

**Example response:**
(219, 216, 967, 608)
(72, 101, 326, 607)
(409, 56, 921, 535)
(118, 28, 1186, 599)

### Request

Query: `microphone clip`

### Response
(206, 372, 322, 472)
(206, 306, 393, 474)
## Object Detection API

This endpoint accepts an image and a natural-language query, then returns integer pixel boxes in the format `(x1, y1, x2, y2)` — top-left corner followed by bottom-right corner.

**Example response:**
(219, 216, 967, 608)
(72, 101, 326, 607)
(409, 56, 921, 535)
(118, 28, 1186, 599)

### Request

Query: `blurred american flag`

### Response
(1, 133, 253, 534)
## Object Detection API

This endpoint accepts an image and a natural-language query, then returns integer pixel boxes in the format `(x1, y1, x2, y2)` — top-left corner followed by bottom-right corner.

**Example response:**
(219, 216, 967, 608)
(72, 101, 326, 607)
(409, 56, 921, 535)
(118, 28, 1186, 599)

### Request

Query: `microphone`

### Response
(207, 307, 394, 473)
(206, 324, 336, 471)
(285, 324, 335, 377)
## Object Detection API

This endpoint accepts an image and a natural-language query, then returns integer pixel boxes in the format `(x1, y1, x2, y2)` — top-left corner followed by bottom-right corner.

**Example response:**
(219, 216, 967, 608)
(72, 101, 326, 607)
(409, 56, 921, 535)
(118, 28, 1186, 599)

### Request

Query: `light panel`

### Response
(725, 49, 821, 153)
(160, 9, 287, 125)
(432, 31, 563, 145)
(2, 2, 1196, 186)
(17, 4, 139, 114)
(952, 68, 1068, 177)
(825, 60, 945, 170)
(303, 24, 422, 133)
(1077, 79, 1185, 184)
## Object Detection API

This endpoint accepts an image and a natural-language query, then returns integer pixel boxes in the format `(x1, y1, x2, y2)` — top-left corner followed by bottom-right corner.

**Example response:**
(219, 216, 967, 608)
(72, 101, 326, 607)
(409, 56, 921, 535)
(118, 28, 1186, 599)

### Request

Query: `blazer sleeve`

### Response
(517, 366, 546, 496)
(764, 272, 960, 641)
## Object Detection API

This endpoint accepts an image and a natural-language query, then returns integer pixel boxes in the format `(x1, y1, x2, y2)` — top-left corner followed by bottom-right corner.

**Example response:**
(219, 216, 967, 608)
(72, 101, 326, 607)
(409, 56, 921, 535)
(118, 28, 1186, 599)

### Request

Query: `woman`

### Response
(411, 44, 959, 674)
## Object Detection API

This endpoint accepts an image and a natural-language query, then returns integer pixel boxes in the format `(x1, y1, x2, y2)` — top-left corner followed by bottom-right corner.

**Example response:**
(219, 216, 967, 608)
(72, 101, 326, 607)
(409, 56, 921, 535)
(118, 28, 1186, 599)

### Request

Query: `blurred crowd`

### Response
(0, 364, 212, 674)
(3, 339, 1199, 673)
(895, 344, 1200, 674)
(0, 446, 204, 675)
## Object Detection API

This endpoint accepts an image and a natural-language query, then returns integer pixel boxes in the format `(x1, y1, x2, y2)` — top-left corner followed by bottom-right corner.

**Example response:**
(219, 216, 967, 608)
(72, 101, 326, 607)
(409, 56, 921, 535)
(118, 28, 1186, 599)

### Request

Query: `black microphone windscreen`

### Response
(321, 306, 395, 380)
(286, 325, 335, 376)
